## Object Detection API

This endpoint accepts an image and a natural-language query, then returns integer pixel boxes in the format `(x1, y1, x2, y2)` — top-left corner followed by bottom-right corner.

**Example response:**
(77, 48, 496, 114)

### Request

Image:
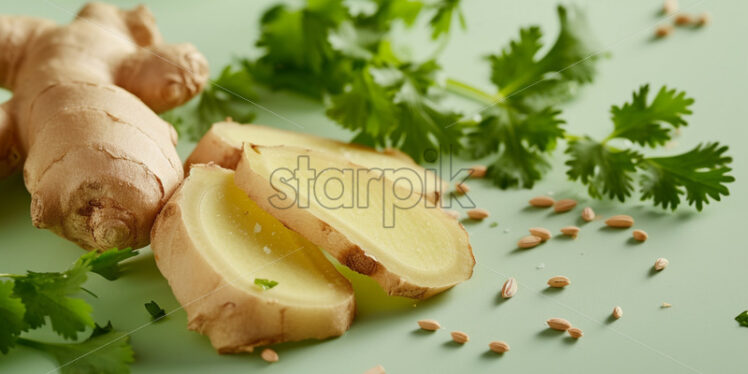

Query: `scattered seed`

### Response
(451, 331, 469, 344)
(536, 263, 545, 269)
(501, 277, 518, 299)
(364, 365, 386, 374)
(605, 215, 634, 228)
(581, 207, 595, 222)
(696, 12, 710, 26)
(469, 165, 487, 178)
(567, 327, 583, 339)
(518, 235, 542, 249)
(444, 209, 460, 220)
(546, 318, 572, 331)
(489, 222, 499, 228)
(529, 196, 555, 208)
(261, 348, 279, 363)
(674, 13, 693, 26)
(663, 0, 678, 14)
(661, 302, 672, 308)
(455, 182, 470, 195)
(654, 257, 669, 271)
(547, 276, 570, 288)
(467, 208, 489, 220)
(417, 319, 441, 331)
(560, 226, 580, 237)
(612, 306, 623, 319)
(529, 227, 552, 241)
(632, 229, 648, 242)
(554, 199, 577, 213)
(489, 341, 510, 353)
(655, 24, 674, 38)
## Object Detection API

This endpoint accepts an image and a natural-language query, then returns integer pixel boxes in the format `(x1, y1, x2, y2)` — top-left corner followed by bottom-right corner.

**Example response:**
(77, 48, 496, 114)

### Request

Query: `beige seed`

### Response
(455, 182, 470, 195)
(261, 348, 279, 363)
(655, 24, 674, 38)
(612, 306, 623, 319)
(581, 207, 595, 222)
(417, 319, 441, 331)
(450, 331, 470, 344)
(489, 341, 510, 353)
(443, 209, 460, 220)
(663, 0, 677, 15)
(469, 165, 487, 178)
(546, 318, 572, 331)
(529, 227, 552, 241)
(364, 365, 386, 374)
(501, 277, 518, 299)
(567, 327, 583, 339)
(560, 226, 580, 237)
(633, 229, 648, 242)
(674, 13, 693, 26)
(517, 235, 542, 249)
(547, 276, 570, 288)
(654, 257, 669, 271)
(696, 12, 710, 26)
(554, 199, 577, 213)
(467, 208, 489, 220)
(529, 195, 555, 207)
(661, 302, 672, 308)
(605, 215, 634, 228)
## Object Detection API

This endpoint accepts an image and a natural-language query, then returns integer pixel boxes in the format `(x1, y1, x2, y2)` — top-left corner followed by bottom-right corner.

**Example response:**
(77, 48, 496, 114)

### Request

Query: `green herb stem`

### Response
(445, 78, 504, 105)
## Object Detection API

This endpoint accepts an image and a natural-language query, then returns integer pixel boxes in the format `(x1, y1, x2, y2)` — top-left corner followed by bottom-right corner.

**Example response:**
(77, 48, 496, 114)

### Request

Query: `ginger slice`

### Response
(151, 165, 354, 353)
(235, 144, 475, 299)
(185, 121, 446, 202)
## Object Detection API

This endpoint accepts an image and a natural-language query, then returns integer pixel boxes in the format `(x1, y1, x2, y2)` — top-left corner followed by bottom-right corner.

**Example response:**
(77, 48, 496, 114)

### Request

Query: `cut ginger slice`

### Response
(235, 144, 475, 299)
(150, 165, 354, 353)
(185, 121, 446, 202)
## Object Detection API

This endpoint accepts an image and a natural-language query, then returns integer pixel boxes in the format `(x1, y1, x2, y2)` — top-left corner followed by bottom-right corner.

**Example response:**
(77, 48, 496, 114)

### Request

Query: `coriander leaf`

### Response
(89, 248, 138, 281)
(18, 322, 134, 374)
(639, 142, 733, 210)
(488, 5, 599, 108)
(144, 301, 166, 321)
(429, 0, 465, 39)
(736, 311, 748, 327)
(250, 0, 351, 97)
(565, 137, 640, 201)
(0, 280, 26, 354)
(609, 85, 694, 147)
(466, 106, 565, 188)
(349, 0, 424, 32)
(254, 278, 278, 290)
(13, 258, 94, 340)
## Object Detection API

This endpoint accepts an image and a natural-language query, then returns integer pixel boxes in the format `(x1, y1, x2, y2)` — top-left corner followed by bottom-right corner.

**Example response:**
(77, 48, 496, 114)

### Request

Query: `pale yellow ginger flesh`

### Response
(185, 122, 447, 202)
(151, 165, 354, 353)
(235, 144, 475, 299)
(0, 3, 208, 250)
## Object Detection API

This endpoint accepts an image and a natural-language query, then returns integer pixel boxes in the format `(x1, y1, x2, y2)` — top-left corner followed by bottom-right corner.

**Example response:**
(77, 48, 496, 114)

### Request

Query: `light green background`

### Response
(1, 0, 746, 373)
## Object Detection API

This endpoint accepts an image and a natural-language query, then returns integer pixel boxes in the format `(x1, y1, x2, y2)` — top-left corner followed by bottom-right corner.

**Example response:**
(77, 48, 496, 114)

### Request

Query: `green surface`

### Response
(1, 0, 747, 373)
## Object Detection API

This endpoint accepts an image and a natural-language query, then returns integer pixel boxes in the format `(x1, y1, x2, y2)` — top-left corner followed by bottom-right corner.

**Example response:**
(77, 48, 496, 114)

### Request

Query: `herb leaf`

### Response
(254, 278, 279, 290)
(609, 85, 694, 147)
(565, 137, 640, 201)
(144, 301, 166, 321)
(18, 322, 134, 374)
(429, 0, 465, 39)
(639, 142, 734, 210)
(488, 5, 599, 108)
(89, 248, 138, 281)
(13, 258, 94, 340)
(736, 311, 748, 327)
(0, 280, 26, 354)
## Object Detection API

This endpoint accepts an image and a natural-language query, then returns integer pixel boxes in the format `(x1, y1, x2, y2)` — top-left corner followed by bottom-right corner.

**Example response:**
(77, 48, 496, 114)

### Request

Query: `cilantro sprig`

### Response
(0, 248, 137, 373)
(174, 0, 733, 210)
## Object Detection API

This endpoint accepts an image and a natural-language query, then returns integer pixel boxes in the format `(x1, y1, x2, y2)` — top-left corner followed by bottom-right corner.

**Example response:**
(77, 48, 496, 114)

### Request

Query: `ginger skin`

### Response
(0, 3, 209, 250)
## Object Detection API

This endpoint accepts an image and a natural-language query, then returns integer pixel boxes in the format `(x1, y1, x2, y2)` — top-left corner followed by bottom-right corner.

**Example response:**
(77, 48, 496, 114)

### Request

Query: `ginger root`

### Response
(0, 3, 208, 250)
